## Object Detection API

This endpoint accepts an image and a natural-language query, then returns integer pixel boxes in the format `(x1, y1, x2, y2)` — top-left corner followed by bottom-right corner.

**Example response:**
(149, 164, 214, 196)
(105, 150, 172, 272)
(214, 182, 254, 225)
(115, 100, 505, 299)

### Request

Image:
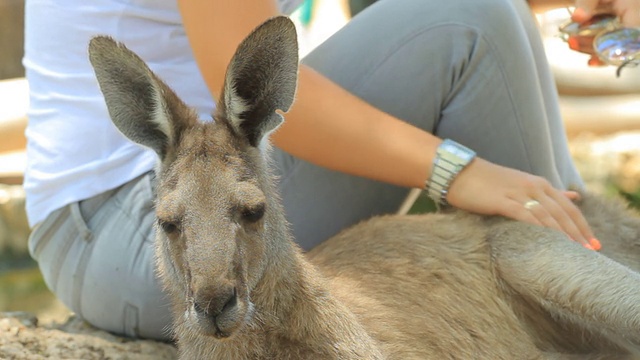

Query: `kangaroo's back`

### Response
(308, 194, 640, 359)
(309, 212, 542, 359)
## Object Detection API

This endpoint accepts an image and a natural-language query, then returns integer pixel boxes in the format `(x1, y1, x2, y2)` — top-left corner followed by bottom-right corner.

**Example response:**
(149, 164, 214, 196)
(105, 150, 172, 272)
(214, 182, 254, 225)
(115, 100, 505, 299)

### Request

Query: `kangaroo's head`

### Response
(88, 16, 298, 339)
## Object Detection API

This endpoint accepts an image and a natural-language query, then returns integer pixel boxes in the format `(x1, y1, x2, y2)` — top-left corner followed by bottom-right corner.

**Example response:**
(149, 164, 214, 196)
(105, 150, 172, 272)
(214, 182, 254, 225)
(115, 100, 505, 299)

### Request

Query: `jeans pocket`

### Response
(70, 201, 93, 242)
(28, 206, 71, 261)
(27, 204, 81, 296)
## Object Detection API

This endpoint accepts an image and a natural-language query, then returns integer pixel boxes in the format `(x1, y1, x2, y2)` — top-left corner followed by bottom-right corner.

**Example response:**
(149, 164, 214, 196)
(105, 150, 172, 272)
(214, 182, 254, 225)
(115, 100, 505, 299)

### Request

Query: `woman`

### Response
(23, 0, 636, 339)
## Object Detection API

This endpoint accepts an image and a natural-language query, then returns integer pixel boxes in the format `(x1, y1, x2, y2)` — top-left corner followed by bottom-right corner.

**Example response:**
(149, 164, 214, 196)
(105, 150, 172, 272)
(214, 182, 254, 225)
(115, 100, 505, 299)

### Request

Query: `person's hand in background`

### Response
(574, 0, 640, 27)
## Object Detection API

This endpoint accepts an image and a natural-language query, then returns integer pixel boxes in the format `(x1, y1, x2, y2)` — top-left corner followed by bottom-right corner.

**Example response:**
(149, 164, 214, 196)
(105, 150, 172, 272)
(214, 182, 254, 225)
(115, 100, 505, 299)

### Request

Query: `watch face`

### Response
(443, 140, 475, 162)
(449, 146, 470, 160)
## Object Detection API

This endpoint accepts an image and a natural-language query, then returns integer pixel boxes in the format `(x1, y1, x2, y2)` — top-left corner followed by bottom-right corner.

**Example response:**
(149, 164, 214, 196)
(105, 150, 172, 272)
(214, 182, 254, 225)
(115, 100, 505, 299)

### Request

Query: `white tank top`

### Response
(23, 0, 302, 227)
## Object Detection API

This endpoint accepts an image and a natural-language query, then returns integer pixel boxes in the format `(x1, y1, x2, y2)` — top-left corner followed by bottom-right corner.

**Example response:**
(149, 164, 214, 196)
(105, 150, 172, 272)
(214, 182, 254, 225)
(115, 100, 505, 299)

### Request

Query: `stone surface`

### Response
(0, 184, 28, 259)
(0, 312, 177, 360)
(0, 0, 25, 80)
(0, 78, 29, 154)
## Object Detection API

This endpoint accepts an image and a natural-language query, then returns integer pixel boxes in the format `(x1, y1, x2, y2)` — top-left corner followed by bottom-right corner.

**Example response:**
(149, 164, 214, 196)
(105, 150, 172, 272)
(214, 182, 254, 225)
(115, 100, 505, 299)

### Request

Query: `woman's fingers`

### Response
(449, 160, 598, 250)
(511, 184, 597, 250)
(541, 192, 592, 249)
(510, 193, 585, 247)
(571, 5, 596, 23)
(620, 7, 640, 26)
(573, 0, 612, 22)
(573, 0, 640, 27)
(519, 197, 565, 235)
(563, 190, 582, 201)
(614, 0, 640, 27)
(574, 0, 601, 13)
(548, 188, 596, 244)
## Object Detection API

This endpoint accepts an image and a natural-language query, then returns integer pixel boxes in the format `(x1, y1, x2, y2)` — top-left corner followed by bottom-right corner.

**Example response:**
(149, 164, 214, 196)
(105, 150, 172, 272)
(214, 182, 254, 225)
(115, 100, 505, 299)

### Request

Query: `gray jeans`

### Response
(28, 0, 582, 340)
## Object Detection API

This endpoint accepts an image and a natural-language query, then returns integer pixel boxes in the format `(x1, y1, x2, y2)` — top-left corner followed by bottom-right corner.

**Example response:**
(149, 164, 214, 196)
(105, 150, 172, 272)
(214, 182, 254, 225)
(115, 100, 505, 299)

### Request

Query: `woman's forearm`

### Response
(178, 0, 596, 245)
(272, 64, 440, 189)
(179, 0, 441, 190)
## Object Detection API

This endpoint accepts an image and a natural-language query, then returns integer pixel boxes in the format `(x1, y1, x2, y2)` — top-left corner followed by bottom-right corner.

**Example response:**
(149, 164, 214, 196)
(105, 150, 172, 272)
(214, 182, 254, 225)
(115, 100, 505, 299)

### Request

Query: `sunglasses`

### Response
(559, 13, 640, 77)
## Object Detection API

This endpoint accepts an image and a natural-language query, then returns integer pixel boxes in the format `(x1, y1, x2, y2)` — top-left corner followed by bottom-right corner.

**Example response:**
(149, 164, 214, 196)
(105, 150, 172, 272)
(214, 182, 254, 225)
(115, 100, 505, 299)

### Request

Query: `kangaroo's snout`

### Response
(194, 285, 237, 319)
(192, 284, 245, 338)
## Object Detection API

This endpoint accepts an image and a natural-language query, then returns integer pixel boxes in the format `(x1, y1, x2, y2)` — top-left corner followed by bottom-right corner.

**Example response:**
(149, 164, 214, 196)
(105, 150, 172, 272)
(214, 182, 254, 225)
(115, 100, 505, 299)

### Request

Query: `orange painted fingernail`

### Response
(589, 238, 601, 251)
(568, 36, 580, 51)
(582, 242, 594, 251)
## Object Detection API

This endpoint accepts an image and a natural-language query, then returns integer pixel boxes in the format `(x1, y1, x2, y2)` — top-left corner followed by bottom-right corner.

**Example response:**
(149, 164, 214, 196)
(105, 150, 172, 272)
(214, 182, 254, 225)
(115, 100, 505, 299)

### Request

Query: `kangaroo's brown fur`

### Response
(88, 16, 640, 360)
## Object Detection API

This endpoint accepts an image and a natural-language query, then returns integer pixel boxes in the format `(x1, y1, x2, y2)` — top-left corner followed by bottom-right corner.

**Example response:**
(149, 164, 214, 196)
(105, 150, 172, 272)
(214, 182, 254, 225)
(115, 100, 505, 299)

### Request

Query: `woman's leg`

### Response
(26, 0, 581, 339)
(28, 172, 172, 340)
(274, 0, 583, 250)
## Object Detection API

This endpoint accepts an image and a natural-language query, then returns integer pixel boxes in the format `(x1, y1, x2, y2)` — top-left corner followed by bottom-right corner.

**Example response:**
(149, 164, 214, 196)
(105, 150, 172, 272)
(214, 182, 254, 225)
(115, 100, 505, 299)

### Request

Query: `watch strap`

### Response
(425, 139, 476, 206)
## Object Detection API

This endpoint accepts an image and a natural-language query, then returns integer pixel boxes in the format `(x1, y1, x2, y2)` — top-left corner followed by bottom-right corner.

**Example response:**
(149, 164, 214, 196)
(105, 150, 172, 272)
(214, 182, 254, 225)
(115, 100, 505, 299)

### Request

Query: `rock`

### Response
(0, 0, 25, 80)
(1, 312, 38, 328)
(0, 312, 177, 360)
(0, 183, 29, 259)
(570, 131, 640, 195)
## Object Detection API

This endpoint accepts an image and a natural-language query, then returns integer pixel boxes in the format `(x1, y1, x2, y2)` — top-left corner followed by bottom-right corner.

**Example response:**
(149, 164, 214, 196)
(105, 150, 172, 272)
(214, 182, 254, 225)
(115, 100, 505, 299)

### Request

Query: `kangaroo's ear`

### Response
(217, 16, 299, 148)
(88, 36, 197, 163)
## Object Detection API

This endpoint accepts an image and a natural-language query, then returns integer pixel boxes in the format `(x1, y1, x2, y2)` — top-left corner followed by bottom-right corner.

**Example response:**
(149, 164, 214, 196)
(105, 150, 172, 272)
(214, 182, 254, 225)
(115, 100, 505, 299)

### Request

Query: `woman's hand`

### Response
(447, 158, 599, 250)
(574, 0, 640, 27)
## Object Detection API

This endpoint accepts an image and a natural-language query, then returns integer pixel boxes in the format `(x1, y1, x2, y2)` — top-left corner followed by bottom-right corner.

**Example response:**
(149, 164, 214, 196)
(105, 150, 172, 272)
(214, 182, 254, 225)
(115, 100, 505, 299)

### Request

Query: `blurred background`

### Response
(0, 0, 639, 327)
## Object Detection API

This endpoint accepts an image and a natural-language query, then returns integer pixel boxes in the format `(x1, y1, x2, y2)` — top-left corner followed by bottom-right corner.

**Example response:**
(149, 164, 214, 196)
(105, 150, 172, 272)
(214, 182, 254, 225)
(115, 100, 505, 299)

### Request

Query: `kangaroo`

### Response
(88, 16, 640, 360)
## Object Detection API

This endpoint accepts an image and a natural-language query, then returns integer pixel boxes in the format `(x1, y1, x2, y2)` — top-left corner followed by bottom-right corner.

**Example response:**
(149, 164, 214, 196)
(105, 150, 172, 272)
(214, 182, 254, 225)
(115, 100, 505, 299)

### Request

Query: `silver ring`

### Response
(524, 200, 540, 210)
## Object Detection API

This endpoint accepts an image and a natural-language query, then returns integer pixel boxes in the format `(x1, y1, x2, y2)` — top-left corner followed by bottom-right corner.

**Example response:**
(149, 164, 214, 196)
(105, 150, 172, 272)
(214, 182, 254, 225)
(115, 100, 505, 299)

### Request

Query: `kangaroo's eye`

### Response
(158, 219, 181, 235)
(241, 203, 265, 223)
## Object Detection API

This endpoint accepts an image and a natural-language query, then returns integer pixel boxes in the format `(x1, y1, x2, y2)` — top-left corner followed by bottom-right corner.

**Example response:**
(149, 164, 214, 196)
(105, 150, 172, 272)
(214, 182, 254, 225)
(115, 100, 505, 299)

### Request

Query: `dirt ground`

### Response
(0, 312, 177, 360)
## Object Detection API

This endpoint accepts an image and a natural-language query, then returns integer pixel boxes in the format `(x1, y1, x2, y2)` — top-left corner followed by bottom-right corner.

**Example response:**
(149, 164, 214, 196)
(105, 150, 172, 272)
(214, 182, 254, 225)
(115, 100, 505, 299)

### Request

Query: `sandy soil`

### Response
(0, 312, 177, 360)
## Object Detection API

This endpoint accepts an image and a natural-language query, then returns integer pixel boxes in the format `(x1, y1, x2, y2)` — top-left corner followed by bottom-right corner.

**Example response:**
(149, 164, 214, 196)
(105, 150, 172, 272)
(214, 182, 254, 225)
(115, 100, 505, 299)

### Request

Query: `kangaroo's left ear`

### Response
(89, 36, 197, 165)
(216, 16, 299, 147)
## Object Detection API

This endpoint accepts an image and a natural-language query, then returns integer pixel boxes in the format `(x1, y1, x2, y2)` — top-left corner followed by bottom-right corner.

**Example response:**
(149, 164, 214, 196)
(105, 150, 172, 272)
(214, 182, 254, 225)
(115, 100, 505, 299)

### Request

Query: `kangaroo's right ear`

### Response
(88, 36, 196, 163)
(216, 16, 298, 148)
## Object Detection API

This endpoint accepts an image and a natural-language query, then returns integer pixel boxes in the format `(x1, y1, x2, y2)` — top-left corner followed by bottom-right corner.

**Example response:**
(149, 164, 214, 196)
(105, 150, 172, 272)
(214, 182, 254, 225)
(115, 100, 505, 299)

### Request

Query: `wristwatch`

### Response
(425, 139, 476, 206)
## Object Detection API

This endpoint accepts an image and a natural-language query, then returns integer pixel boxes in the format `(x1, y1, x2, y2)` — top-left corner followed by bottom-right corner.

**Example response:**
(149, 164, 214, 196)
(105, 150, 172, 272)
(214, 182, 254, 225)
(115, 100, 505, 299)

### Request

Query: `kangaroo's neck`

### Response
(258, 244, 383, 359)
(207, 205, 383, 359)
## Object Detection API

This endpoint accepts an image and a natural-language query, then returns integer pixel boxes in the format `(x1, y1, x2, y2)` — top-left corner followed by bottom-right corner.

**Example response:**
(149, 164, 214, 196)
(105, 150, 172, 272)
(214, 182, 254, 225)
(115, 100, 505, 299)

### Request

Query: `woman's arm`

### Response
(178, 0, 437, 189)
(178, 0, 595, 246)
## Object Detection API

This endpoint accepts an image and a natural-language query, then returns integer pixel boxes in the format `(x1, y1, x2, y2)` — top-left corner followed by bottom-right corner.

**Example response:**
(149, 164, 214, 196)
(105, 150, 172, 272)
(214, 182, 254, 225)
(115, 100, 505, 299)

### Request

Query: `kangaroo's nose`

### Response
(193, 285, 237, 321)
